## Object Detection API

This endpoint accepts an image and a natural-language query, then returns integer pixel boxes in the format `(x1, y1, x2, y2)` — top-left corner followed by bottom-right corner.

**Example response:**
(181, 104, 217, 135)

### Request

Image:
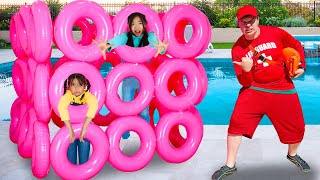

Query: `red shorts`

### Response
(228, 88, 305, 144)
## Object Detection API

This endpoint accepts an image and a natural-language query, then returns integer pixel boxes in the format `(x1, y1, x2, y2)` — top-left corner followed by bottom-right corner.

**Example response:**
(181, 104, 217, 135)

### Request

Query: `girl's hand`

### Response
(233, 57, 253, 72)
(93, 37, 114, 60)
(150, 36, 170, 57)
(69, 129, 76, 143)
(79, 128, 86, 142)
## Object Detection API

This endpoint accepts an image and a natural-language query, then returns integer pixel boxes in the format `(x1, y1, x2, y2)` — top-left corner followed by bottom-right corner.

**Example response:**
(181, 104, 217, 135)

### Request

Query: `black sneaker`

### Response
(287, 154, 311, 172)
(211, 165, 237, 180)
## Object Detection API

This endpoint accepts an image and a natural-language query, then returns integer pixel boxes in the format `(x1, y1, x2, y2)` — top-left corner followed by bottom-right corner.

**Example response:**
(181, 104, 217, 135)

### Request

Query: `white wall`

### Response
(1, 27, 320, 44)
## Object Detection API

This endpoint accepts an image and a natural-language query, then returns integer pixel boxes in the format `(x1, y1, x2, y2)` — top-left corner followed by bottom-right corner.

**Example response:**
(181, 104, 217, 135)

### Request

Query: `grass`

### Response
(212, 42, 234, 49)
(0, 43, 12, 49)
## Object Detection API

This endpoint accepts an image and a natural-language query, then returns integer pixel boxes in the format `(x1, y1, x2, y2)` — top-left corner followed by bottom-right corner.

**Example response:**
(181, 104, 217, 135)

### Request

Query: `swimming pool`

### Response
(1, 58, 320, 124)
(294, 35, 320, 50)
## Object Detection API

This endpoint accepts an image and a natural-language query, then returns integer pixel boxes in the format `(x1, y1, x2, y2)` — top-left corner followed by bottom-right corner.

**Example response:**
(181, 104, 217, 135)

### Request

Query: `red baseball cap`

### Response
(237, 5, 258, 20)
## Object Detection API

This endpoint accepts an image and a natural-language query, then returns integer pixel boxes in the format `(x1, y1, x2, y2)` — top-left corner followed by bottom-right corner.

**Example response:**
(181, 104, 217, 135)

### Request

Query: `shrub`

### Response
(192, 0, 217, 26)
(0, 19, 10, 30)
(282, 17, 307, 27)
(0, 39, 7, 48)
(45, 0, 63, 21)
(265, 17, 282, 26)
(311, 19, 320, 27)
(217, 18, 236, 28)
(0, 5, 19, 21)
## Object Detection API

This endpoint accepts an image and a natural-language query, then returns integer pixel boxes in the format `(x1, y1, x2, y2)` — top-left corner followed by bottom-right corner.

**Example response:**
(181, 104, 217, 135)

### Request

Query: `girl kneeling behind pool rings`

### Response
(58, 73, 98, 164)
(94, 12, 169, 138)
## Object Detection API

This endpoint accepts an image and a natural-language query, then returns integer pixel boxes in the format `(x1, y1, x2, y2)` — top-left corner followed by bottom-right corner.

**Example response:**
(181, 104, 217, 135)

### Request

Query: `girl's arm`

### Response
(108, 32, 128, 51)
(93, 33, 128, 60)
(64, 120, 75, 143)
(148, 32, 169, 57)
(58, 91, 75, 142)
(79, 92, 98, 142)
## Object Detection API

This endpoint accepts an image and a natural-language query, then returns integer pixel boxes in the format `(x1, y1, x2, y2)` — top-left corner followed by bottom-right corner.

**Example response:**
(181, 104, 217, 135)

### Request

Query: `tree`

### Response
(45, 0, 63, 21)
(191, 0, 217, 26)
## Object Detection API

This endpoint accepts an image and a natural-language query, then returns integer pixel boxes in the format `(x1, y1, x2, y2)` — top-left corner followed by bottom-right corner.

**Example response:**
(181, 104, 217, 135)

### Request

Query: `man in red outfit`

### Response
(211, 5, 310, 180)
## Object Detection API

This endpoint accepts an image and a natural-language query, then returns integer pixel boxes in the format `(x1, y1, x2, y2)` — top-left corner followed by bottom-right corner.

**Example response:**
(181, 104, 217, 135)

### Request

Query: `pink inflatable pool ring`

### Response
(9, 98, 22, 143)
(155, 111, 203, 163)
(18, 107, 37, 158)
(17, 5, 32, 57)
(50, 123, 109, 179)
(12, 58, 28, 100)
(30, 1, 52, 63)
(162, 4, 209, 58)
(32, 121, 50, 178)
(105, 63, 154, 116)
(154, 59, 202, 111)
(106, 116, 156, 172)
(49, 61, 106, 123)
(170, 59, 208, 105)
(113, 4, 163, 63)
(9, 14, 26, 58)
(54, 0, 113, 62)
(33, 63, 52, 123)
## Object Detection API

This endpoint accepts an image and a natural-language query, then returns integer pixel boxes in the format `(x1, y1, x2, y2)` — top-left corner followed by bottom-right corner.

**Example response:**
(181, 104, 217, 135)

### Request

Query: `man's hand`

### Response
(232, 57, 253, 72)
(293, 68, 305, 78)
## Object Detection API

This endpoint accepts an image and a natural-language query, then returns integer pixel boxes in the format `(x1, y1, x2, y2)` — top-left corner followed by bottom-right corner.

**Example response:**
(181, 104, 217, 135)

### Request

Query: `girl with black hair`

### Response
(94, 12, 169, 59)
(94, 12, 169, 139)
(58, 73, 98, 164)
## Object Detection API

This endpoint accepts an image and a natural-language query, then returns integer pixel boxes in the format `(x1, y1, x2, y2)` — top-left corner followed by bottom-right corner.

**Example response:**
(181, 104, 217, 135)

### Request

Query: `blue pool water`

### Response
(293, 35, 320, 50)
(1, 58, 320, 125)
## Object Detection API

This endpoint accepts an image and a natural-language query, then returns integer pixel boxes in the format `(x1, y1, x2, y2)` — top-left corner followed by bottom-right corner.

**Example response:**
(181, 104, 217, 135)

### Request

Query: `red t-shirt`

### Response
(232, 26, 306, 90)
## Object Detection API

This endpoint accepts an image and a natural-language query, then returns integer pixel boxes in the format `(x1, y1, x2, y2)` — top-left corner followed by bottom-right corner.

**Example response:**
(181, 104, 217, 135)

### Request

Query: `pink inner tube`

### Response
(105, 63, 154, 116)
(49, 61, 106, 123)
(26, 58, 37, 103)
(170, 58, 208, 105)
(54, 0, 113, 62)
(18, 107, 37, 158)
(113, 3, 163, 63)
(52, 56, 70, 72)
(12, 58, 28, 100)
(50, 123, 109, 179)
(163, 4, 209, 58)
(154, 59, 202, 111)
(75, 18, 94, 46)
(195, 13, 212, 57)
(9, 98, 22, 143)
(106, 116, 156, 172)
(12, 101, 31, 144)
(32, 121, 50, 179)
(9, 13, 27, 58)
(30, 1, 53, 63)
(33, 63, 52, 123)
(169, 107, 203, 148)
(17, 5, 33, 57)
(155, 111, 203, 163)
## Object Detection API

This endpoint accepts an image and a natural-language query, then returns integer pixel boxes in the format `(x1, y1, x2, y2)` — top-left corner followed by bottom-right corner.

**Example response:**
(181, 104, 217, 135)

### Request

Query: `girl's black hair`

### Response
(63, 73, 91, 97)
(126, 12, 149, 47)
